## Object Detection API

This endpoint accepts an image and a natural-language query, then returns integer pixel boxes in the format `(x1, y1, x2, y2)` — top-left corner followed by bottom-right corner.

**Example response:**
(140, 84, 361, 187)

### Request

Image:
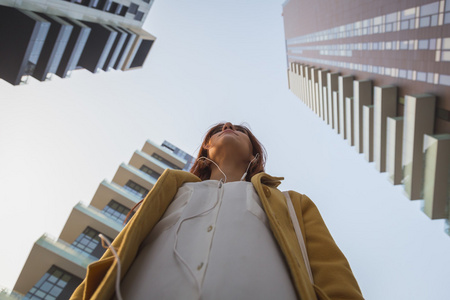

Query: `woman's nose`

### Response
(222, 122, 235, 131)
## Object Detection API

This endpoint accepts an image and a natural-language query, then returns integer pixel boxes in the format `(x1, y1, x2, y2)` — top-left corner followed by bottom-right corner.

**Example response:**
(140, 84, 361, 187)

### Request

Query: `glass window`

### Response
(386, 12, 397, 23)
(124, 180, 149, 198)
(92, 0, 108, 10)
(373, 16, 382, 25)
(401, 20, 409, 30)
(442, 38, 450, 49)
(139, 165, 161, 180)
(71, 227, 101, 255)
(106, 2, 119, 14)
(445, 12, 450, 24)
(402, 7, 416, 19)
(73, 0, 94, 6)
(418, 39, 429, 49)
(24, 266, 79, 300)
(407, 70, 414, 80)
(416, 71, 427, 81)
(386, 23, 393, 32)
(102, 200, 130, 224)
(134, 11, 144, 21)
(128, 3, 139, 14)
(151, 153, 181, 170)
(420, 16, 431, 27)
(399, 69, 407, 78)
(430, 38, 437, 50)
(439, 74, 450, 85)
(420, 2, 439, 16)
(431, 14, 438, 26)
(441, 50, 450, 61)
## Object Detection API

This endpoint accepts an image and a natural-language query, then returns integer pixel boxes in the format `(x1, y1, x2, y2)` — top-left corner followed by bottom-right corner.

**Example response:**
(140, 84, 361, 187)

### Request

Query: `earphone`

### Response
(240, 153, 259, 181)
(197, 153, 259, 182)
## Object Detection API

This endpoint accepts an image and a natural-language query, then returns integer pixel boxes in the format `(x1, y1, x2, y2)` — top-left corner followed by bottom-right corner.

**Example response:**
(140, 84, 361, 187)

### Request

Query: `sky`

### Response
(1, 0, 450, 299)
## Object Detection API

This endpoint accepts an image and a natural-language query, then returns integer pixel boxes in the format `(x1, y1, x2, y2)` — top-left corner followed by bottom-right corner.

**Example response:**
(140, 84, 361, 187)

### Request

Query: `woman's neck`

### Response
(209, 158, 249, 182)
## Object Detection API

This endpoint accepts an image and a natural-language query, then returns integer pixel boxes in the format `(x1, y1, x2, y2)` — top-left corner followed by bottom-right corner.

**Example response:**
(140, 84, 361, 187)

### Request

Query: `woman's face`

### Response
(206, 122, 254, 162)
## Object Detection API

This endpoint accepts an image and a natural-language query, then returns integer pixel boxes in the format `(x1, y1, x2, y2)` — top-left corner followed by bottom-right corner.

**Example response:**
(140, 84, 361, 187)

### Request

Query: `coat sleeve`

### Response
(290, 191, 364, 300)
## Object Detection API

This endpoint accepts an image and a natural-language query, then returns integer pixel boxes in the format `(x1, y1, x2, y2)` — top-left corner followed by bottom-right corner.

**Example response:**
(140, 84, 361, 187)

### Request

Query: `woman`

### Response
(70, 122, 363, 300)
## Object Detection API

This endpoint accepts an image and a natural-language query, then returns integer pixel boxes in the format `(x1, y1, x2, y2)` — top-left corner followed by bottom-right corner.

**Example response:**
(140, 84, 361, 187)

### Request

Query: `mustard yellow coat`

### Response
(70, 170, 363, 300)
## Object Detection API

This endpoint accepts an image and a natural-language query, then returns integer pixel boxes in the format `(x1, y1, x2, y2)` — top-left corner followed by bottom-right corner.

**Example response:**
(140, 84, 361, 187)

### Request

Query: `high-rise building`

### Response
(283, 0, 450, 235)
(0, 0, 156, 85)
(12, 140, 193, 299)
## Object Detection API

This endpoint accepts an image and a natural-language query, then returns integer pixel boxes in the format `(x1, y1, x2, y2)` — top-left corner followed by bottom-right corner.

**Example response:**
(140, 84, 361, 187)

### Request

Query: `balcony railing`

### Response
(74, 203, 124, 233)
(0, 285, 24, 300)
(36, 234, 98, 269)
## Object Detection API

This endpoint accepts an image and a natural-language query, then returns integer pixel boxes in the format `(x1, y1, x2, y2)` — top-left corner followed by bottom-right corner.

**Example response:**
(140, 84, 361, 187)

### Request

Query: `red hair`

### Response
(190, 123, 266, 181)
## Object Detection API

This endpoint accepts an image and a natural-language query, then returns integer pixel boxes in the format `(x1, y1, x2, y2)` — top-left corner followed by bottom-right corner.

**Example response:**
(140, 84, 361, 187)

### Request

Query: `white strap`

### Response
(283, 191, 314, 284)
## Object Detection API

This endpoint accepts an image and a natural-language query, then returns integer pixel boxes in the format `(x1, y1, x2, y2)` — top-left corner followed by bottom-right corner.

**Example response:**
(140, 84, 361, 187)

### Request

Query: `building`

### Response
(0, 0, 156, 86)
(282, 0, 450, 235)
(13, 140, 193, 299)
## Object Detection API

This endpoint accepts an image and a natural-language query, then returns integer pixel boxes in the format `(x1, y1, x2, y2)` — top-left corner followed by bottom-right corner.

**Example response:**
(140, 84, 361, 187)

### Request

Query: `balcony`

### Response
(0, 285, 24, 300)
(142, 139, 187, 169)
(129, 150, 168, 174)
(90, 179, 141, 211)
(59, 202, 123, 244)
(13, 234, 95, 295)
(111, 163, 156, 192)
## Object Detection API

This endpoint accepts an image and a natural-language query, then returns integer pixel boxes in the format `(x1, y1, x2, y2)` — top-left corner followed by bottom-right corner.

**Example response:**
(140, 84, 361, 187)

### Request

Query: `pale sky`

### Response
(1, 0, 450, 299)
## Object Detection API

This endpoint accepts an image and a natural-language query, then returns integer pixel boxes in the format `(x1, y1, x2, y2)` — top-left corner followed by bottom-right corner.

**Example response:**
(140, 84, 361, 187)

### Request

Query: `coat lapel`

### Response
(252, 172, 317, 300)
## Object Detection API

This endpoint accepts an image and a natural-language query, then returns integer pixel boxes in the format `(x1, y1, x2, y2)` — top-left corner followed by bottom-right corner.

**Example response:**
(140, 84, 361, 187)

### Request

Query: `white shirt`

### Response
(120, 180, 297, 300)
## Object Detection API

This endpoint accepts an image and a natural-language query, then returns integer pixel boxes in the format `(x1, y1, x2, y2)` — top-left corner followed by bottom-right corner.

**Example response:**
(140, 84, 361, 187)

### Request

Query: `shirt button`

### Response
(263, 186, 271, 197)
(197, 262, 204, 270)
(207, 225, 213, 232)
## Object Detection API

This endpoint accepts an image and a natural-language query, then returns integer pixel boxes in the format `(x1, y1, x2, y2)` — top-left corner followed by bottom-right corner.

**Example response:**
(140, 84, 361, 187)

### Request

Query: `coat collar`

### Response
(251, 172, 284, 188)
(165, 169, 284, 188)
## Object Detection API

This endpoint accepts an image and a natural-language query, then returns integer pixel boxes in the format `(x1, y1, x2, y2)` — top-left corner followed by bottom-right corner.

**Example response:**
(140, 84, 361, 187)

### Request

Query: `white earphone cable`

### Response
(198, 153, 259, 183)
(99, 234, 123, 300)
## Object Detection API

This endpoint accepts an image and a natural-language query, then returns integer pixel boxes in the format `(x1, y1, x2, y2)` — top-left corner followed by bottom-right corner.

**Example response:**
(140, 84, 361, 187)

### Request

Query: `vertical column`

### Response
(293, 63, 300, 99)
(299, 64, 305, 104)
(302, 64, 308, 105)
(315, 82, 320, 116)
(323, 86, 328, 123)
(289, 62, 294, 95)
(374, 85, 397, 172)
(346, 97, 354, 146)
(423, 134, 450, 219)
(387, 117, 404, 185)
(363, 105, 374, 162)
(402, 94, 436, 200)
(333, 91, 339, 133)
(287, 63, 292, 90)
(318, 70, 330, 122)
(304, 65, 311, 108)
(339, 75, 354, 139)
(311, 67, 320, 115)
(327, 73, 339, 128)
(354, 80, 373, 153)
